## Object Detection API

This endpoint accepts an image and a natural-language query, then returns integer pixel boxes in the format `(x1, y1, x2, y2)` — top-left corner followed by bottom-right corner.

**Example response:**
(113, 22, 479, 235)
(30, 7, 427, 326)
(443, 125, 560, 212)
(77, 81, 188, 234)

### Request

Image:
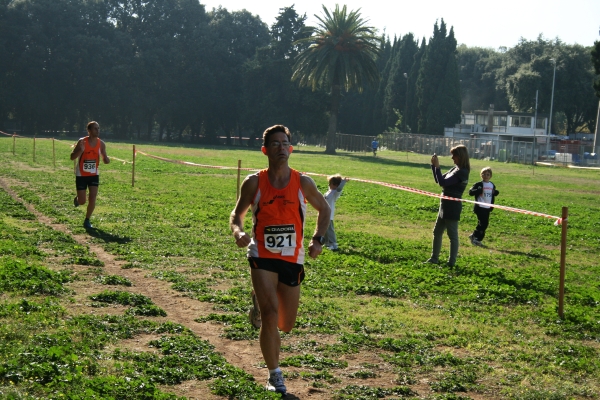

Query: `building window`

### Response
(535, 118, 546, 129)
(510, 116, 531, 127)
(493, 116, 507, 126)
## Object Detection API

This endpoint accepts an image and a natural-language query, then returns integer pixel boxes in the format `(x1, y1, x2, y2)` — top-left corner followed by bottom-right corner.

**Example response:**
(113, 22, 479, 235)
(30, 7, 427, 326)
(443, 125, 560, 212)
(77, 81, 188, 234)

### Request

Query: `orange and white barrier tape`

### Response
(110, 156, 132, 164)
(136, 150, 260, 171)
(302, 172, 562, 224)
(52, 138, 79, 147)
(0, 130, 23, 137)
(134, 150, 564, 225)
(1, 131, 78, 144)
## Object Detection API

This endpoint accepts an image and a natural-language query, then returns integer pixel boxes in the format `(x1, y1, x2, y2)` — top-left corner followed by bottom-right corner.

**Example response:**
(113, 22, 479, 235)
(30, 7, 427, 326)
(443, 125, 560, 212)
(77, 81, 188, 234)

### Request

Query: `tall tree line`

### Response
(0, 0, 328, 141)
(377, 31, 597, 135)
(1, 0, 597, 140)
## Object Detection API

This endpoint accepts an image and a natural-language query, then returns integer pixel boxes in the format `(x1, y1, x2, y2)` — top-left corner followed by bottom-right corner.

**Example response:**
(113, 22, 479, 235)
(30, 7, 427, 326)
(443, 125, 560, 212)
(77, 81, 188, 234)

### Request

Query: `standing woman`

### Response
(425, 145, 470, 266)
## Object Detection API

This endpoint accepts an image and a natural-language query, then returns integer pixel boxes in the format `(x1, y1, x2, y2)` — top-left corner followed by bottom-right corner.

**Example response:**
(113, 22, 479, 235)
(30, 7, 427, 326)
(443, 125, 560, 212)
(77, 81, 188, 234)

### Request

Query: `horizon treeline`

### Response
(0, 0, 597, 143)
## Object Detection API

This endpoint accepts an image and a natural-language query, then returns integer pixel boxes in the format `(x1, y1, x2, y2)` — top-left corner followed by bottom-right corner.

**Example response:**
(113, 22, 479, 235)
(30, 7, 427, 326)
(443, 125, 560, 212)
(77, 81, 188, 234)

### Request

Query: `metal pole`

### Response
(132, 145, 136, 187)
(403, 73, 408, 132)
(510, 138, 513, 163)
(533, 90, 538, 167)
(236, 160, 242, 200)
(548, 59, 556, 135)
(593, 99, 599, 152)
(558, 206, 568, 319)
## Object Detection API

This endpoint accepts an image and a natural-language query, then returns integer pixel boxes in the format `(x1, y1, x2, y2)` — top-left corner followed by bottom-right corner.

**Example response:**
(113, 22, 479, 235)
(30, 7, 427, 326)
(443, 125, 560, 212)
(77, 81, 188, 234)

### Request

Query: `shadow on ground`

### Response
(86, 228, 132, 244)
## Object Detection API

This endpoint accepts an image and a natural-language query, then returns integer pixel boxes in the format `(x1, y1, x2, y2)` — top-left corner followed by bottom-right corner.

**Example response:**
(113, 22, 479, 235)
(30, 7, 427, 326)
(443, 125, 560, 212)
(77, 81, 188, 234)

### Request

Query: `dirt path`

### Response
(1, 176, 498, 400)
(0, 177, 382, 400)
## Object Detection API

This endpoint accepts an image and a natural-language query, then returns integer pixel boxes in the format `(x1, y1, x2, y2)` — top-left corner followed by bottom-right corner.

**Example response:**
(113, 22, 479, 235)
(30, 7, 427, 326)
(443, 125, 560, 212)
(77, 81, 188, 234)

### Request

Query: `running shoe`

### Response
(266, 370, 286, 395)
(248, 290, 261, 329)
(74, 196, 79, 207)
(83, 219, 93, 229)
(469, 234, 482, 246)
(423, 258, 440, 265)
(468, 234, 477, 245)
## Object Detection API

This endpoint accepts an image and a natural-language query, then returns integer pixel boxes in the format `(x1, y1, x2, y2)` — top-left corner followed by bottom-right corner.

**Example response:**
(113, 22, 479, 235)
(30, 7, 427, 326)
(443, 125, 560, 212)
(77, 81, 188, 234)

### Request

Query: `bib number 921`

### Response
(264, 225, 296, 254)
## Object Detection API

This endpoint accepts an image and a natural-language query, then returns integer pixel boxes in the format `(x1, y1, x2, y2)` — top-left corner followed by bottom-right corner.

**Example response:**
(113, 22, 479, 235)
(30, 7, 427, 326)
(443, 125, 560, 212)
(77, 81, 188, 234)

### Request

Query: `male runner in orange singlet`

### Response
(230, 125, 330, 396)
(70, 121, 110, 229)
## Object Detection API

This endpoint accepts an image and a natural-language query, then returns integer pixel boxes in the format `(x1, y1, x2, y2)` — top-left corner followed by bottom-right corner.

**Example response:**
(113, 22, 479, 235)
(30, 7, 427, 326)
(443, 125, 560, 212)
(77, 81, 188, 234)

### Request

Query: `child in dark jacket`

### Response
(468, 167, 499, 246)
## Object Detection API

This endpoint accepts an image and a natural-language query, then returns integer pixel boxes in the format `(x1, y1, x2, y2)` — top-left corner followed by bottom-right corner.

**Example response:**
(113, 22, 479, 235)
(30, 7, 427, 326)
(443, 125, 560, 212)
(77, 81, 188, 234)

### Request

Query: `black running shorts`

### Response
(76, 175, 99, 190)
(248, 257, 305, 287)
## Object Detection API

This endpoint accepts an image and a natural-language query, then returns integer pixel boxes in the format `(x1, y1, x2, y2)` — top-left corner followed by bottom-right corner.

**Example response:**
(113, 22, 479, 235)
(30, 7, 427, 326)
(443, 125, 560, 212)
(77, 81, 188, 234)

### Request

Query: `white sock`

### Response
(269, 367, 281, 376)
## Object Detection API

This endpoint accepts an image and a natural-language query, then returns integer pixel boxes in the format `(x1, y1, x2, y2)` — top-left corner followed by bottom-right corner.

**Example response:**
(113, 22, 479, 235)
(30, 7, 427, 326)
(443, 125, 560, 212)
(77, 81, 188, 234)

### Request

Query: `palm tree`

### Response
(292, 4, 380, 154)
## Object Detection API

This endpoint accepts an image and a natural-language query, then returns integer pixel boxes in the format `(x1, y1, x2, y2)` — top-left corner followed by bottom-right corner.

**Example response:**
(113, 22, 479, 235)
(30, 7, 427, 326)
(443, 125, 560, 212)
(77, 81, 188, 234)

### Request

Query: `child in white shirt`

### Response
(468, 167, 499, 246)
(323, 174, 349, 251)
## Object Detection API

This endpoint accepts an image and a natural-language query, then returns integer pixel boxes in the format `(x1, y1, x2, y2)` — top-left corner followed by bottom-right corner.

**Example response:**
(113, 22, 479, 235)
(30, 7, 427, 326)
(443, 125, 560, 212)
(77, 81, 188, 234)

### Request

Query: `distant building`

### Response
(444, 104, 549, 144)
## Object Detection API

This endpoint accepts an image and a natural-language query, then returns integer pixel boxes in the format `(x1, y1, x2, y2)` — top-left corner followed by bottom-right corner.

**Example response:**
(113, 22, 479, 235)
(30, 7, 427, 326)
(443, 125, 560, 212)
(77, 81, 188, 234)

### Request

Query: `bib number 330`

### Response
(264, 225, 296, 255)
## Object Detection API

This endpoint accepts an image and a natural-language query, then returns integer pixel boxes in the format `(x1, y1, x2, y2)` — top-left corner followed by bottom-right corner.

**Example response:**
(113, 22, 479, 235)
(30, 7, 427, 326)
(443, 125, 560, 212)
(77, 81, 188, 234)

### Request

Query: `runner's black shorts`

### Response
(248, 257, 305, 287)
(76, 175, 100, 190)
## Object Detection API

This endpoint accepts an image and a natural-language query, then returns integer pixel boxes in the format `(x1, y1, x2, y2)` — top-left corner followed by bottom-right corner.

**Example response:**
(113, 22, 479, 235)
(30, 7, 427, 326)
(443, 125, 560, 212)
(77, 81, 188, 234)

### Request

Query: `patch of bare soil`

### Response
(0, 176, 498, 399)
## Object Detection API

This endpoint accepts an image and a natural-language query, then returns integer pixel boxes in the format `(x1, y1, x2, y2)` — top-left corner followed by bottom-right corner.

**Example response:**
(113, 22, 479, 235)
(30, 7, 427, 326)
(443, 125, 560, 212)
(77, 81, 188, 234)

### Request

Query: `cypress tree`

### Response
(416, 19, 461, 135)
(424, 26, 461, 135)
(591, 40, 600, 98)
(383, 33, 419, 130)
(405, 37, 426, 133)
(371, 35, 395, 134)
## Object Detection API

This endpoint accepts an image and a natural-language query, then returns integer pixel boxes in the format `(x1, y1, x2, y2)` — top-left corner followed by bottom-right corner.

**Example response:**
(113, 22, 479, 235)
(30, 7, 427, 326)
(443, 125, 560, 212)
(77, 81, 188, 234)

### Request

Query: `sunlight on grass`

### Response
(2, 137, 600, 398)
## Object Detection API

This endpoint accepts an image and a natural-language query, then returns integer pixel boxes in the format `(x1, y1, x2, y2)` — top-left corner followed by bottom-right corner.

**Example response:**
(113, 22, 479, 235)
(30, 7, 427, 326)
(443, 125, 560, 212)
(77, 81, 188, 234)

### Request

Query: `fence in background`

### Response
(4, 128, 598, 167)
(298, 132, 599, 167)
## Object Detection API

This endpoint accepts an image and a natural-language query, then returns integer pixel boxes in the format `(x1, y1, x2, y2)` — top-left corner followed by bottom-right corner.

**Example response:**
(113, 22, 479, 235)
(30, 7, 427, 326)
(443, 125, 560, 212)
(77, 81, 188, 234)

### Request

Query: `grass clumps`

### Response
(89, 290, 167, 317)
(0, 258, 72, 295)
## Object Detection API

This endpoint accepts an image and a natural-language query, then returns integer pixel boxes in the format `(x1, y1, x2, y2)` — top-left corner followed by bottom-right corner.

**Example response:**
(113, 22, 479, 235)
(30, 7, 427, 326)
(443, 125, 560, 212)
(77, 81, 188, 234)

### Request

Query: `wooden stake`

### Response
(558, 206, 568, 319)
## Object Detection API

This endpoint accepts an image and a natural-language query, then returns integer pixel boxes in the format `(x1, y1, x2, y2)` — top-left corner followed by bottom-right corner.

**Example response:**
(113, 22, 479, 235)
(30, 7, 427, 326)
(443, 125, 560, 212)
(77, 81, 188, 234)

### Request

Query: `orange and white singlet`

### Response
(248, 169, 308, 264)
(75, 137, 101, 177)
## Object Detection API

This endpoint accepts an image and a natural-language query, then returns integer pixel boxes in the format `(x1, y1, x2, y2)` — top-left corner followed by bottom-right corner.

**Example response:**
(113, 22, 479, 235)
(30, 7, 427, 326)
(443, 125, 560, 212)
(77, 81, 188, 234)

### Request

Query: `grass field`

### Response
(1, 135, 599, 399)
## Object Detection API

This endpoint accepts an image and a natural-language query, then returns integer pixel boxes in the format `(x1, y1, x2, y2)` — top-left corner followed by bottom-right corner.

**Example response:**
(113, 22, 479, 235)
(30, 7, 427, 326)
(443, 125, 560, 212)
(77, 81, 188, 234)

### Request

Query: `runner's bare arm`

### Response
(70, 139, 84, 160)
(230, 174, 258, 248)
(101, 140, 110, 164)
(301, 175, 331, 258)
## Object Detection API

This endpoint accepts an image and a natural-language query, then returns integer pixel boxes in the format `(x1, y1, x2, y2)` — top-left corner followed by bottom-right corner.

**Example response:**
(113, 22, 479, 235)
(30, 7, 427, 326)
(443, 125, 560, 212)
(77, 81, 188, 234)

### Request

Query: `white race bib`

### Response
(83, 159, 97, 174)
(264, 225, 296, 255)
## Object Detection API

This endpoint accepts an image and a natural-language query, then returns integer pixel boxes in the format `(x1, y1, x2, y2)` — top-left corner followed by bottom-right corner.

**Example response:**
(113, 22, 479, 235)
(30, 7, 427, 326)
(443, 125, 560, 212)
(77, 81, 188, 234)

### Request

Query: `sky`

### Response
(200, 0, 600, 49)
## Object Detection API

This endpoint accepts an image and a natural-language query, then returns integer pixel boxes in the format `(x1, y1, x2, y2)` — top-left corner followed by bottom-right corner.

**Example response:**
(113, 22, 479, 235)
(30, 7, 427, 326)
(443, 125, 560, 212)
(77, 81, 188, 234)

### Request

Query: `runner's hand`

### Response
(308, 240, 322, 259)
(234, 232, 251, 248)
